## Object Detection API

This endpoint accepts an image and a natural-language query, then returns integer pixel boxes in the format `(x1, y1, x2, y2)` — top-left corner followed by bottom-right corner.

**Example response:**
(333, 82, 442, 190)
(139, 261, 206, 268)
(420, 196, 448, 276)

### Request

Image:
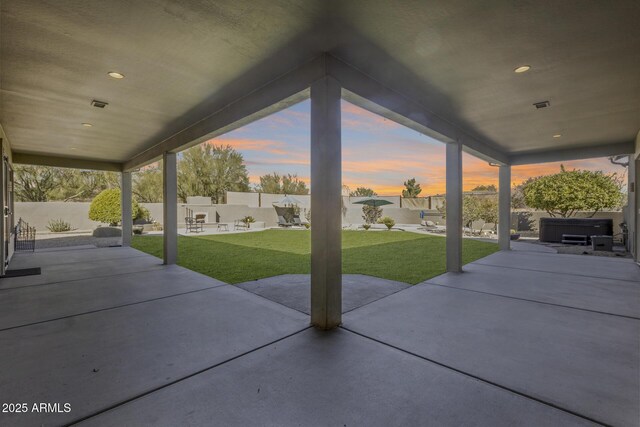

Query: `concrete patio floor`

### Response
(0, 246, 638, 426)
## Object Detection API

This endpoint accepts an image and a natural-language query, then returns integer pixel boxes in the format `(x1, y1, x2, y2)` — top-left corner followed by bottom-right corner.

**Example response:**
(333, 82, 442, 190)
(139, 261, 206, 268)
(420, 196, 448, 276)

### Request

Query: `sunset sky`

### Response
(209, 99, 625, 195)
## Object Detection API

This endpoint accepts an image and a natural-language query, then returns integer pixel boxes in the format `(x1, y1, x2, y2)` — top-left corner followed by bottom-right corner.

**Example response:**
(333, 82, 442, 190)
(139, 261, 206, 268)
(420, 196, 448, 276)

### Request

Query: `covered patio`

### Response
(1, 1, 639, 425)
(0, 243, 637, 426)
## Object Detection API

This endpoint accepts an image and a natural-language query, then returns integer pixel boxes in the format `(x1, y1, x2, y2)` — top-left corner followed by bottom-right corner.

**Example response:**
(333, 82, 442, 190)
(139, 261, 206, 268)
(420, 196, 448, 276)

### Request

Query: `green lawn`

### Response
(132, 229, 498, 284)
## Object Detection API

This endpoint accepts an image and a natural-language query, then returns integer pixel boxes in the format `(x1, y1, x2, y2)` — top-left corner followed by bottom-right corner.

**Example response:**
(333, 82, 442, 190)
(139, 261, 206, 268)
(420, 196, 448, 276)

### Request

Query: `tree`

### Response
(362, 205, 383, 224)
(178, 144, 250, 204)
(14, 165, 59, 201)
(471, 184, 497, 192)
(14, 165, 118, 202)
(437, 194, 498, 227)
(522, 167, 624, 217)
(89, 189, 141, 226)
(50, 169, 119, 201)
(350, 187, 377, 197)
(257, 173, 309, 194)
(477, 195, 498, 223)
(402, 178, 422, 198)
(133, 164, 163, 203)
(282, 174, 309, 195)
(511, 178, 534, 209)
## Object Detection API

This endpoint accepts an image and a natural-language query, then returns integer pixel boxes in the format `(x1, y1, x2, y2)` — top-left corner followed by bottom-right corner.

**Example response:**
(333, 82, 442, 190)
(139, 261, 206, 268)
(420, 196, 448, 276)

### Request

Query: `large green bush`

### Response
(523, 167, 623, 217)
(89, 189, 141, 226)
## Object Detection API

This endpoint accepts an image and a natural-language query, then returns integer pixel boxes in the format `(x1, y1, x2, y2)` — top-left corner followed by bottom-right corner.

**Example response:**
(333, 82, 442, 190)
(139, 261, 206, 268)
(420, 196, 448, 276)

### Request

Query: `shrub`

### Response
(379, 216, 395, 230)
(47, 218, 72, 232)
(242, 216, 256, 227)
(133, 227, 143, 235)
(522, 167, 624, 217)
(136, 205, 151, 222)
(362, 224, 371, 230)
(89, 189, 140, 226)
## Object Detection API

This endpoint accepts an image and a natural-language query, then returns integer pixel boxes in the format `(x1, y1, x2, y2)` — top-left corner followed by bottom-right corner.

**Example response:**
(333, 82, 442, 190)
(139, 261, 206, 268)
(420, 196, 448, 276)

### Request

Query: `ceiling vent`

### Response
(91, 100, 109, 108)
(533, 101, 550, 109)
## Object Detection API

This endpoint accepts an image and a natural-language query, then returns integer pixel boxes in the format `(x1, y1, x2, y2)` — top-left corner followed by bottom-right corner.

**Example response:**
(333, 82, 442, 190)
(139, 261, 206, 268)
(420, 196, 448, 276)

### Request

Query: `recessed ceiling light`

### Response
(514, 65, 531, 73)
(82, 123, 93, 127)
(107, 71, 125, 79)
(553, 134, 562, 138)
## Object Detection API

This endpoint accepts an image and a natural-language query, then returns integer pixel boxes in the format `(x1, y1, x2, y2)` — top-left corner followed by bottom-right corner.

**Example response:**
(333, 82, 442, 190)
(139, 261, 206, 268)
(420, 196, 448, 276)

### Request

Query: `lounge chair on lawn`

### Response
(470, 220, 484, 236)
(420, 220, 437, 230)
(277, 215, 293, 227)
(421, 220, 446, 233)
(481, 222, 496, 236)
(293, 216, 303, 227)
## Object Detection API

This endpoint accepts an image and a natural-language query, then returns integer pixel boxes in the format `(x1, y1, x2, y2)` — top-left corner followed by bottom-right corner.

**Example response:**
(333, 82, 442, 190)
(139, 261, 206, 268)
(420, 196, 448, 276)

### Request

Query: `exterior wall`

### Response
(0, 125, 14, 272)
(185, 196, 211, 205)
(227, 191, 260, 207)
(15, 200, 438, 231)
(14, 198, 624, 237)
(261, 193, 311, 207)
(401, 198, 431, 209)
(15, 202, 101, 231)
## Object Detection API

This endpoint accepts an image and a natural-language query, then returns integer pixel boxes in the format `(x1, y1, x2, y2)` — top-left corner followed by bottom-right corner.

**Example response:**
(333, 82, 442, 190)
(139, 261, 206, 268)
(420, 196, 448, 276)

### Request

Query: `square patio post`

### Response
(121, 171, 133, 247)
(626, 159, 636, 256)
(498, 165, 511, 251)
(446, 140, 463, 273)
(629, 155, 640, 262)
(163, 152, 178, 265)
(310, 75, 342, 329)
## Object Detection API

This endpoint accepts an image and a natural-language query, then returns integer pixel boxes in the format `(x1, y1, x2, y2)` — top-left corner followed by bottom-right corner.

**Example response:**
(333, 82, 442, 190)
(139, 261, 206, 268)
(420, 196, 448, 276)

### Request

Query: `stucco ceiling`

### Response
(1, 0, 638, 164)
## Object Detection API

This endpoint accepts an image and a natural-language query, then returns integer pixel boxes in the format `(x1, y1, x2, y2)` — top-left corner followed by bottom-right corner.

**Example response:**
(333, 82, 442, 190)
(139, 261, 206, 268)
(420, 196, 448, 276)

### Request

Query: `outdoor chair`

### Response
(420, 220, 445, 233)
(420, 220, 437, 229)
(185, 208, 203, 233)
(234, 219, 247, 231)
(293, 215, 303, 227)
(470, 220, 484, 236)
(277, 215, 293, 227)
(480, 223, 496, 236)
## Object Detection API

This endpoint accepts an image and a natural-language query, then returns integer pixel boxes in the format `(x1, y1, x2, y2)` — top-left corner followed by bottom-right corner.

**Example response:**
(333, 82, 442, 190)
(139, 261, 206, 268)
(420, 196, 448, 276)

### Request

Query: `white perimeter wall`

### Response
(16, 196, 624, 234)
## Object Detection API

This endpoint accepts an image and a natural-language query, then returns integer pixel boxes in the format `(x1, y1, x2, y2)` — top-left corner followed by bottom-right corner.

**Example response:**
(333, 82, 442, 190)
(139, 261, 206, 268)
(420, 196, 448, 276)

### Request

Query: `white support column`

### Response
(625, 159, 635, 257)
(121, 171, 133, 247)
(310, 75, 342, 329)
(0, 150, 5, 277)
(446, 141, 463, 273)
(163, 152, 178, 265)
(629, 155, 640, 262)
(498, 165, 511, 251)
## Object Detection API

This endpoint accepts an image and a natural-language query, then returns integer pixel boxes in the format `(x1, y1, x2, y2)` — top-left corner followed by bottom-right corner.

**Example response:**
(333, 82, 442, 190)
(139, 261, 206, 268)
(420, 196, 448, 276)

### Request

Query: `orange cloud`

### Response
(342, 159, 443, 174)
(206, 137, 289, 155)
(342, 101, 401, 129)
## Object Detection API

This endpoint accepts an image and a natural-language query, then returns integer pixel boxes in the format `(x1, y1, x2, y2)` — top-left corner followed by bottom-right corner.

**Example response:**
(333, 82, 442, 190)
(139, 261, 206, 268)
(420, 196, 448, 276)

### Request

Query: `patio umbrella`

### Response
(276, 195, 303, 206)
(352, 196, 394, 207)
